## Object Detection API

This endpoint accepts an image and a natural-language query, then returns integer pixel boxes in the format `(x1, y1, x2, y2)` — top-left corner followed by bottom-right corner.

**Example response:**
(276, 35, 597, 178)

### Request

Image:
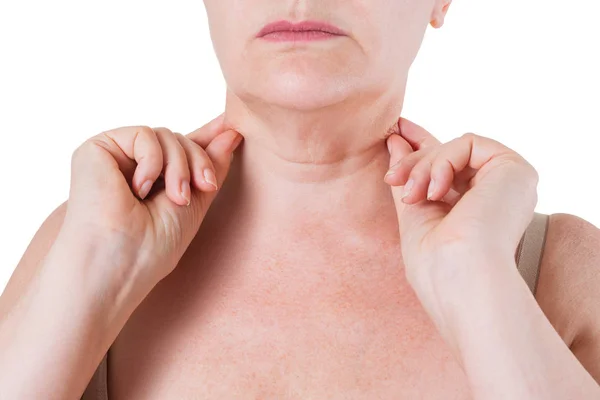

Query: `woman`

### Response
(1, 0, 599, 398)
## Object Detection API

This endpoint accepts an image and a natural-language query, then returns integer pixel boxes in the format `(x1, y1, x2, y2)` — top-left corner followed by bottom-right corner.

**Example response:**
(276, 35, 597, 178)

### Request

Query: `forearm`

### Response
(423, 256, 600, 400)
(0, 228, 152, 399)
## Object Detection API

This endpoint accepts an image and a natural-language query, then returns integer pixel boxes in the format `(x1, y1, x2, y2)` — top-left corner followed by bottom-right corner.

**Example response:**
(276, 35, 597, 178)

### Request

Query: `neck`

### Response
(215, 85, 406, 237)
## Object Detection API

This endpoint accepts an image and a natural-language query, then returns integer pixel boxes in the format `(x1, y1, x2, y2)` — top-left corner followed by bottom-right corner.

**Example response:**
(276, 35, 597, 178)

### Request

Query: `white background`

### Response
(1, 1, 598, 292)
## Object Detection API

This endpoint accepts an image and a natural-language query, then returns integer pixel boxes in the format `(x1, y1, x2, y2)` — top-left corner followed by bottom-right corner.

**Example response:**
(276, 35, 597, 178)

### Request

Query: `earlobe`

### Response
(430, 17, 442, 29)
(430, 0, 452, 29)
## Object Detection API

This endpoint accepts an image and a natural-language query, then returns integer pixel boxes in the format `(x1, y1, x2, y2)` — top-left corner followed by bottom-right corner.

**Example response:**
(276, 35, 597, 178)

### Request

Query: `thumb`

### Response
(204, 129, 243, 185)
(385, 133, 414, 218)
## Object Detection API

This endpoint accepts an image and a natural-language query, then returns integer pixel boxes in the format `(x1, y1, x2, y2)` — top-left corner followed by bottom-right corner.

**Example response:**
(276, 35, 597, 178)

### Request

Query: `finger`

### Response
(385, 134, 463, 206)
(396, 152, 436, 205)
(97, 126, 164, 200)
(430, 143, 479, 200)
(400, 148, 463, 205)
(398, 117, 442, 150)
(154, 127, 191, 206)
(437, 133, 497, 183)
(204, 129, 244, 187)
(386, 133, 414, 167)
(185, 113, 226, 148)
(384, 133, 414, 218)
(384, 147, 433, 187)
(406, 133, 500, 204)
(173, 132, 219, 193)
(427, 156, 457, 202)
(439, 133, 538, 246)
(391, 152, 462, 207)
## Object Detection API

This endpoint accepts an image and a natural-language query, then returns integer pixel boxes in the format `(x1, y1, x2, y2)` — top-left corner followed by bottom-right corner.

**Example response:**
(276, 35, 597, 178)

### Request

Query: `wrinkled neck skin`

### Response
(217, 82, 408, 240)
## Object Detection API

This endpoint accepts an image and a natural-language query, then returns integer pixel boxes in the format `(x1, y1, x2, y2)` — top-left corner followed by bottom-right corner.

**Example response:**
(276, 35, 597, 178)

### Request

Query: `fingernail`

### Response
(181, 180, 191, 206)
(402, 179, 414, 200)
(427, 179, 436, 200)
(387, 138, 392, 154)
(203, 168, 218, 191)
(139, 180, 153, 200)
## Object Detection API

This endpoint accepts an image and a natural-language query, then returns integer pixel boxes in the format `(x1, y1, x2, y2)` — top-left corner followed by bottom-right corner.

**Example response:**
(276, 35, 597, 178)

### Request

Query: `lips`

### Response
(256, 20, 347, 38)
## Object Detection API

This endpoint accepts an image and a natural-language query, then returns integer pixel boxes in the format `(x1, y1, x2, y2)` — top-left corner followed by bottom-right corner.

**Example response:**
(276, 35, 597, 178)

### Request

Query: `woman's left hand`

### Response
(384, 117, 540, 294)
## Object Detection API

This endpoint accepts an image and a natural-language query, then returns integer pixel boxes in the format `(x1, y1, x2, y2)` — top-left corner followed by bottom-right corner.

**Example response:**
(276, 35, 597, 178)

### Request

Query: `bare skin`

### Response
(108, 146, 469, 399)
(3, 138, 598, 399)
(108, 146, 600, 399)
(2, 0, 599, 398)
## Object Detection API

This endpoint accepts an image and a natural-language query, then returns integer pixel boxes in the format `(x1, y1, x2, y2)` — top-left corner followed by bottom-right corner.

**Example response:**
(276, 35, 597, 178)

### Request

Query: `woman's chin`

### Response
(241, 74, 354, 111)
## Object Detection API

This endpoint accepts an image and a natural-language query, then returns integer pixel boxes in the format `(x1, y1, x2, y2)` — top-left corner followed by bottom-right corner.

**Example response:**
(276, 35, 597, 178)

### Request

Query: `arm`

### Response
(433, 213, 600, 399)
(383, 119, 599, 397)
(0, 203, 151, 399)
(0, 119, 238, 399)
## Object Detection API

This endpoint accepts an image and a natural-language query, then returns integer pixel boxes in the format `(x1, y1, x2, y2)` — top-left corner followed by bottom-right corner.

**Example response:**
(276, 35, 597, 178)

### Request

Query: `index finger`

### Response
(398, 117, 442, 150)
(185, 113, 227, 147)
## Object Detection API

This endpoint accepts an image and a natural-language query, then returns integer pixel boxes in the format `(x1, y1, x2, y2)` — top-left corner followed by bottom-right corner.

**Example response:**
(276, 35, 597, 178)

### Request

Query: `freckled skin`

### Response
(110, 0, 468, 398)
(110, 207, 471, 399)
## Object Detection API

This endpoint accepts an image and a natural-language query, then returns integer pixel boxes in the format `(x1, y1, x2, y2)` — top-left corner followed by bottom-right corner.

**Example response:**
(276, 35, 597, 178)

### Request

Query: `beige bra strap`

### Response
(81, 353, 108, 400)
(515, 212, 550, 295)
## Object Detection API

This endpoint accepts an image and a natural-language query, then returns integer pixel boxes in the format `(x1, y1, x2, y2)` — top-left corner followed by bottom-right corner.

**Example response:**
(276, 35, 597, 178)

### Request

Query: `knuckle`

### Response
(174, 132, 198, 152)
(173, 132, 187, 141)
(498, 154, 538, 182)
(406, 148, 426, 163)
(461, 132, 478, 140)
(177, 133, 208, 158)
(153, 126, 174, 136)
(71, 143, 86, 163)
(140, 152, 163, 166)
(429, 155, 445, 170)
(72, 138, 101, 161)
(528, 164, 540, 183)
(165, 145, 189, 168)
(135, 125, 157, 139)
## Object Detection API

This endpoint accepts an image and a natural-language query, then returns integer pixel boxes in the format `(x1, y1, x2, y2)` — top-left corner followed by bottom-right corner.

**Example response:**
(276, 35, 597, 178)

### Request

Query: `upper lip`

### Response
(256, 20, 347, 38)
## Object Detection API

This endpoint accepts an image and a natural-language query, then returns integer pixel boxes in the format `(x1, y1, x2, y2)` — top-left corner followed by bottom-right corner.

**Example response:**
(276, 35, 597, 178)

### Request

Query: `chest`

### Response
(107, 237, 472, 399)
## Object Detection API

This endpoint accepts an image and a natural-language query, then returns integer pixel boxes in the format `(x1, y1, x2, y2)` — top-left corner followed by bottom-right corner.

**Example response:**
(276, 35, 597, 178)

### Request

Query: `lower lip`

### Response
(259, 30, 343, 42)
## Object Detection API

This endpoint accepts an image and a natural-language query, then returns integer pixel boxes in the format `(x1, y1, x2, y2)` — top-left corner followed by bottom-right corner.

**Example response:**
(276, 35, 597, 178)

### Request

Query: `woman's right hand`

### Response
(60, 114, 243, 289)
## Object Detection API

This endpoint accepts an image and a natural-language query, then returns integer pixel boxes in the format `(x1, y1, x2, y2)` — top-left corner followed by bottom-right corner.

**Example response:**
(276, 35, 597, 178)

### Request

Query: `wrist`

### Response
(47, 226, 156, 328)
(54, 223, 157, 299)
(408, 253, 523, 351)
(0, 231, 153, 398)
(409, 247, 517, 302)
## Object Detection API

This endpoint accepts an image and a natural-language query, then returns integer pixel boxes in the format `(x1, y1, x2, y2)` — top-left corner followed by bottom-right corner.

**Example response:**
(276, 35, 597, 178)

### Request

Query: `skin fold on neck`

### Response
(214, 82, 409, 242)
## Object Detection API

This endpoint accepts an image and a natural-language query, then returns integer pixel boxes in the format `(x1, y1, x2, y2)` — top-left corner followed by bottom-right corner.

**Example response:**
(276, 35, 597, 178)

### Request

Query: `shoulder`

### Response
(535, 212, 600, 380)
(0, 200, 68, 310)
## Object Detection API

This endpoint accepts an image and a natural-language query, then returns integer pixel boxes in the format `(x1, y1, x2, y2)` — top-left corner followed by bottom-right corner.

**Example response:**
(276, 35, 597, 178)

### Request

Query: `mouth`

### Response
(256, 20, 347, 42)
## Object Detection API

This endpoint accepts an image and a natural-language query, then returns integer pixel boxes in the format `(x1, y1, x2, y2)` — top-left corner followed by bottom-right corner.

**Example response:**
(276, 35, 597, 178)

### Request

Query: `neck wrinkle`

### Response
(213, 84, 406, 238)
